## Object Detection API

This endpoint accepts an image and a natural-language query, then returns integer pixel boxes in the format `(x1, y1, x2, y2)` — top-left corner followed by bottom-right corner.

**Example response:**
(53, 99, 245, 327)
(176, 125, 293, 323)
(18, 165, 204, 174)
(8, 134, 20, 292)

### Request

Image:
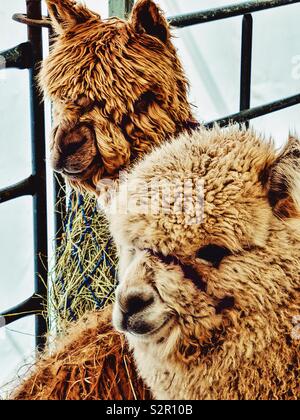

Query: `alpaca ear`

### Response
(46, 0, 100, 34)
(130, 0, 170, 43)
(266, 135, 300, 219)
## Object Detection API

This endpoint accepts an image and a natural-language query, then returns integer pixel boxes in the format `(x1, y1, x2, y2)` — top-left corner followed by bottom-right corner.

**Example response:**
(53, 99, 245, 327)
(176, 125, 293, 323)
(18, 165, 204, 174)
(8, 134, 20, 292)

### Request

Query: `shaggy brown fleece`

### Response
(41, 0, 194, 193)
(13, 305, 151, 400)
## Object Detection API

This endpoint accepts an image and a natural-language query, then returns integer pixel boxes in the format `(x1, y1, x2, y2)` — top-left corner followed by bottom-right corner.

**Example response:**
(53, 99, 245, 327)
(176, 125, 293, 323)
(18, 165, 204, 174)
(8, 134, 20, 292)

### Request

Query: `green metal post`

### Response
(109, 0, 134, 18)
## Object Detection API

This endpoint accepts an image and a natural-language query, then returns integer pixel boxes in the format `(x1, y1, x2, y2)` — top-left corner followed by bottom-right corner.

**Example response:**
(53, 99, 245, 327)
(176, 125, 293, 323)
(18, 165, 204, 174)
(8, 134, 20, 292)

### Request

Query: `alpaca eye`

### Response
(134, 91, 156, 113)
(146, 249, 177, 265)
(75, 95, 91, 107)
(196, 245, 231, 268)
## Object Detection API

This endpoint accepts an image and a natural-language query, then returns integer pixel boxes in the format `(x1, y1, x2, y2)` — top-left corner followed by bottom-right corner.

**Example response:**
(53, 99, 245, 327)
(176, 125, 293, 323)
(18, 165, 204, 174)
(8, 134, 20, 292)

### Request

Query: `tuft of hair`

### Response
(12, 306, 151, 400)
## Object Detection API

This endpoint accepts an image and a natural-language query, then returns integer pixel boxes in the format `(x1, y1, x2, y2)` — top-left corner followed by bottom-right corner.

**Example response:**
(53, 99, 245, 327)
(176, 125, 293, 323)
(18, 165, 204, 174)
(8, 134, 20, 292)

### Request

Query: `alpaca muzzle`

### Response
(113, 285, 171, 338)
(51, 123, 99, 179)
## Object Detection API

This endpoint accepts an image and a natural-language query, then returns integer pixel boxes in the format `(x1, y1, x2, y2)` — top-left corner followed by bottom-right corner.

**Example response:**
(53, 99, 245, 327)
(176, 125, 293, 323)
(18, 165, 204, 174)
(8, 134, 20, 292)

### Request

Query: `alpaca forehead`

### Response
(45, 19, 128, 74)
(110, 131, 274, 251)
(111, 194, 269, 254)
(126, 129, 274, 196)
(43, 24, 173, 103)
(48, 16, 166, 65)
(60, 16, 126, 40)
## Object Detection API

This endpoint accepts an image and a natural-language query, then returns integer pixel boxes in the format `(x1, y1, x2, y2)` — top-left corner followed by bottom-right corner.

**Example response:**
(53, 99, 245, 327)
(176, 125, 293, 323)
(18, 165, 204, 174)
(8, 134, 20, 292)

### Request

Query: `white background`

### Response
(0, 0, 299, 396)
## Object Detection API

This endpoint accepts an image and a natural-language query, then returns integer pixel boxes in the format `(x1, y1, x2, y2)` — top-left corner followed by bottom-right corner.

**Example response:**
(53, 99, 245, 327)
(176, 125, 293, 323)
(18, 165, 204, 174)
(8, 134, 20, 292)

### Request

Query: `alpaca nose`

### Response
(124, 294, 154, 316)
(51, 123, 97, 174)
(118, 288, 154, 317)
(113, 286, 164, 335)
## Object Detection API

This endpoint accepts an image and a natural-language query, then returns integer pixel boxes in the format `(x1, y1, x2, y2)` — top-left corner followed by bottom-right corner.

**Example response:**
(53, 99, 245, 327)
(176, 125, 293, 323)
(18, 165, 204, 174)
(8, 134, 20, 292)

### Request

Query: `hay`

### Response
(50, 191, 118, 329)
(13, 305, 151, 400)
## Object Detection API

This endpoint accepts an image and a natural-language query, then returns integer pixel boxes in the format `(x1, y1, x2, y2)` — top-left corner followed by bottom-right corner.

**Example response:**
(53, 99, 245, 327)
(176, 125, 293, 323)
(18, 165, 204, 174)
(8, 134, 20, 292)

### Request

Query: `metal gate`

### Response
(0, 0, 300, 351)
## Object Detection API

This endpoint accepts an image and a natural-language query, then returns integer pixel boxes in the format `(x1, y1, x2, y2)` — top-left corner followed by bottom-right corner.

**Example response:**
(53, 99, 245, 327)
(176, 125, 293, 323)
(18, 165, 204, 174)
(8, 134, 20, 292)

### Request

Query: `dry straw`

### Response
(49, 190, 118, 330)
(12, 306, 151, 400)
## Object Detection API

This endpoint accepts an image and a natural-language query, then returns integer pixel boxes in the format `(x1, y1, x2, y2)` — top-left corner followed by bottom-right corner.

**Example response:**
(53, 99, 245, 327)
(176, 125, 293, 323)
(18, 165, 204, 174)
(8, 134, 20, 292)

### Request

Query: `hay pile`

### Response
(13, 305, 151, 400)
(50, 191, 118, 329)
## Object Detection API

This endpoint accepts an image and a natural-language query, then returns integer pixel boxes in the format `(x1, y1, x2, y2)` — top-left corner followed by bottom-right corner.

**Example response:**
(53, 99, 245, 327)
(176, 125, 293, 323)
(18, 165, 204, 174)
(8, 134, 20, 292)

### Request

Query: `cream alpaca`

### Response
(111, 126, 300, 400)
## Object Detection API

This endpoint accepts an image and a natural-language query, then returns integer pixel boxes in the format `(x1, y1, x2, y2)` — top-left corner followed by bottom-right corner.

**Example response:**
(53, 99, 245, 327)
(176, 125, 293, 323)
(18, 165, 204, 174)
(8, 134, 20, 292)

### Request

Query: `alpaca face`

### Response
(41, 0, 192, 193)
(111, 127, 300, 360)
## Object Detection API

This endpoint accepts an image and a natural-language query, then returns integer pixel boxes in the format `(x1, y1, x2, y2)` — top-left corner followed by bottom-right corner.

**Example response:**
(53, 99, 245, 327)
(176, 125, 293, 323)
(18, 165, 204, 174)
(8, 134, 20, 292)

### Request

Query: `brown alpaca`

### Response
(110, 126, 300, 399)
(41, 0, 194, 194)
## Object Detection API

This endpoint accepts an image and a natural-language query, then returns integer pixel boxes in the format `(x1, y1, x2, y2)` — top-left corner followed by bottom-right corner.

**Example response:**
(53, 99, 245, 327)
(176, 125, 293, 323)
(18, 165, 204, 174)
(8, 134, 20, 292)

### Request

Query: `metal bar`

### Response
(164, 0, 229, 116)
(48, 20, 67, 254)
(0, 176, 35, 204)
(10, 0, 300, 29)
(109, 0, 134, 18)
(0, 294, 44, 328)
(0, 42, 33, 70)
(12, 13, 51, 29)
(205, 93, 300, 128)
(168, 0, 300, 28)
(240, 14, 253, 128)
(27, 0, 48, 351)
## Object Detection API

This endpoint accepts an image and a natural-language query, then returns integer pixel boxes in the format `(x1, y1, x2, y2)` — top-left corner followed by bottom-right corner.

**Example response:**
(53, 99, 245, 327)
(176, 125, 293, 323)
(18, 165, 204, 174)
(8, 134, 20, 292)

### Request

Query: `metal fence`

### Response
(0, 0, 300, 350)
(0, 0, 48, 350)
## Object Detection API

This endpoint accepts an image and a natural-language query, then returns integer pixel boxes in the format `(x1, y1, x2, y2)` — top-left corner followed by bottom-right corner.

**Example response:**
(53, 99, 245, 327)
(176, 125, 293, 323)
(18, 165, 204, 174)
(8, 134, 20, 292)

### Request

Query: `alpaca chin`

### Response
(127, 320, 181, 361)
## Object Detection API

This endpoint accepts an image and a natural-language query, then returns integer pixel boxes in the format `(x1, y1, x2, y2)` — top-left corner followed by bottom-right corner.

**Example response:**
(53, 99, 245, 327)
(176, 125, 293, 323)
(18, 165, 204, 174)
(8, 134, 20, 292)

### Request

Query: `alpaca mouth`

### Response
(63, 158, 98, 181)
(128, 315, 172, 338)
